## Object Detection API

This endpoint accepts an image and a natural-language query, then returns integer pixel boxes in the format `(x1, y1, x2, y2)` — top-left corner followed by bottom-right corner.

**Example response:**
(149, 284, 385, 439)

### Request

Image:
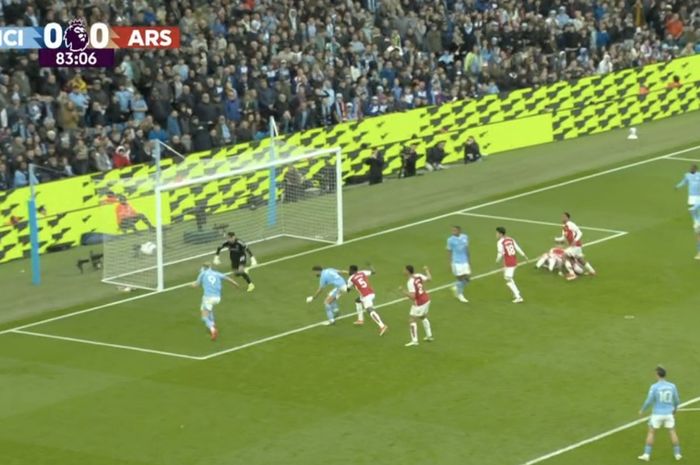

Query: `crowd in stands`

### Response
(1, 0, 699, 190)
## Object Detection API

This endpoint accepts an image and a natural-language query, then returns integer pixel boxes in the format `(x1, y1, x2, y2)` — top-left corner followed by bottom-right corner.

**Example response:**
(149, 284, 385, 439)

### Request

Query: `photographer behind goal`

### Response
(214, 232, 257, 292)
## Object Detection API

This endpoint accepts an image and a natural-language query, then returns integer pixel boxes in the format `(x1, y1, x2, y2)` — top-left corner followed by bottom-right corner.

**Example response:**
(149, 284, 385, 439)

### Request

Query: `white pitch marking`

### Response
(1, 142, 691, 337)
(663, 156, 700, 162)
(517, 396, 700, 465)
(10, 329, 205, 360)
(200, 232, 627, 360)
(457, 212, 627, 234)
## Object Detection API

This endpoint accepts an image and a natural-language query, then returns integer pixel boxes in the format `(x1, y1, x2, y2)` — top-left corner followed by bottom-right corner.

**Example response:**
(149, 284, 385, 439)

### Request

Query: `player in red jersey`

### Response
(495, 226, 528, 303)
(347, 265, 388, 335)
(402, 265, 433, 347)
(555, 212, 596, 280)
(535, 243, 566, 272)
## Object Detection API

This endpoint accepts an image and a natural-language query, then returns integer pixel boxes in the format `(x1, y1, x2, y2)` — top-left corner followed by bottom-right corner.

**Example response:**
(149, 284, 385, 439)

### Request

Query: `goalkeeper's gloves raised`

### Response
(250, 256, 258, 267)
(213, 255, 221, 265)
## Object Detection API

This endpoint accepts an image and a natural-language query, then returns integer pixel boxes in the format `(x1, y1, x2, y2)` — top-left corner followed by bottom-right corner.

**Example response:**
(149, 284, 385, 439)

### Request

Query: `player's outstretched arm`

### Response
(423, 266, 432, 281)
(306, 287, 322, 303)
(225, 276, 240, 288)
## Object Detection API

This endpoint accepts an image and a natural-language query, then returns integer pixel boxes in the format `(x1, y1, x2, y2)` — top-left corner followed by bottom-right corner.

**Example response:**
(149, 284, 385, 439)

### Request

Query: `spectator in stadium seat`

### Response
(113, 146, 132, 169)
(13, 161, 38, 187)
(464, 137, 483, 163)
(0, 162, 10, 190)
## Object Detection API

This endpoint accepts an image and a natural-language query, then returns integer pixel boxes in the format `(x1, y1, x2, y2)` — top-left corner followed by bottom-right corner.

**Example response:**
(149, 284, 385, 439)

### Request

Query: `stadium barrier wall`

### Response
(1, 55, 699, 264)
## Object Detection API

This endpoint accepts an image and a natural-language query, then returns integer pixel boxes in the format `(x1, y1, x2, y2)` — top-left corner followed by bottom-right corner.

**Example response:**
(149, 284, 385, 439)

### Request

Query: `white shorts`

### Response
(688, 195, 700, 206)
(328, 285, 347, 299)
(201, 296, 221, 312)
(409, 302, 430, 317)
(359, 293, 375, 309)
(503, 266, 516, 280)
(649, 414, 675, 429)
(451, 262, 471, 276)
(565, 246, 583, 258)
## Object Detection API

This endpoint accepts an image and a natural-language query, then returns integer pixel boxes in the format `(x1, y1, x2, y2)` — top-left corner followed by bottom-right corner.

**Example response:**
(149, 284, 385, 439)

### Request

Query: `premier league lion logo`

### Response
(63, 18, 89, 52)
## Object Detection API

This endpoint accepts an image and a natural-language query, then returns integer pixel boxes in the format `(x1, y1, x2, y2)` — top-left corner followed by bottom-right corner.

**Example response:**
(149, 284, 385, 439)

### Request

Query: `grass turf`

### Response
(1, 113, 700, 465)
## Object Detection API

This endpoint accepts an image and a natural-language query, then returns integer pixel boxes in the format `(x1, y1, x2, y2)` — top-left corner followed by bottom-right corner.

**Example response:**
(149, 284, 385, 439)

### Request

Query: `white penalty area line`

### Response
(678, 407, 700, 412)
(0, 144, 694, 339)
(663, 156, 700, 162)
(518, 396, 700, 465)
(10, 329, 205, 360)
(457, 212, 627, 235)
(200, 231, 627, 360)
(10, 230, 627, 361)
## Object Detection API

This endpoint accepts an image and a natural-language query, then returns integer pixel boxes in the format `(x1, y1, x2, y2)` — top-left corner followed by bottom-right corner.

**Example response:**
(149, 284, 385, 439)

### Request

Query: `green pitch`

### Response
(2, 112, 700, 465)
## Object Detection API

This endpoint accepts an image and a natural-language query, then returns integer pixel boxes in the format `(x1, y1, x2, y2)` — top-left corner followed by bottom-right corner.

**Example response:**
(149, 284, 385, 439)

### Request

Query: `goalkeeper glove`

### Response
(213, 255, 221, 265)
(250, 256, 258, 267)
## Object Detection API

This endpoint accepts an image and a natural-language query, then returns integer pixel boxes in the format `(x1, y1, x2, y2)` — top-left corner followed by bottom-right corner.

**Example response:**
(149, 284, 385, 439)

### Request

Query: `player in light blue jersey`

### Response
(675, 163, 700, 206)
(638, 366, 682, 462)
(307, 265, 347, 325)
(690, 203, 700, 260)
(192, 263, 239, 340)
(447, 226, 470, 303)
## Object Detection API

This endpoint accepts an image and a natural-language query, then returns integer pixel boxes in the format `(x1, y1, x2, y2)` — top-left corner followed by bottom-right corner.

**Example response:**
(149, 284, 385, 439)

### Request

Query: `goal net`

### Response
(101, 135, 343, 291)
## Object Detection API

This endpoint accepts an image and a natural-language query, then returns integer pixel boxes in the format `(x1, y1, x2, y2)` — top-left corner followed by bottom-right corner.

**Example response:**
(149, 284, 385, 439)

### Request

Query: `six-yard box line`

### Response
(5, 141, 699, 355)
(7, 211, 627, 361)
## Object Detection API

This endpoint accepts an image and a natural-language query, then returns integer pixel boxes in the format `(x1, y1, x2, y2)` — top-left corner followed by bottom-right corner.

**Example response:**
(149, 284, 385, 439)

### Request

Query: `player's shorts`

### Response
(649, 414, 675, 429)
(231, 254, 247, 268)
(688, 195, 700, 206)
(565, 246, 583, 258)
(451, 262, 471, 276)
(503, 266, 516, 280)
(359, 293, 375, 309)
(328, 285, 347, 299)
(409, 301, 431, 317)
(201, 296, 221, 312)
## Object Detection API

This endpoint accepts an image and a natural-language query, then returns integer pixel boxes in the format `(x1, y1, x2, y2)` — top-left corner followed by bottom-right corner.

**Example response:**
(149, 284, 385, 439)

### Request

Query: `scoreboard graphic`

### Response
(0, 18, 180, 67)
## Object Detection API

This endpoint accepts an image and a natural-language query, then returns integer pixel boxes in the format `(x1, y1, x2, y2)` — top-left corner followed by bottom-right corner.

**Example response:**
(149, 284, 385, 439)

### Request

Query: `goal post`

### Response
(101, 134, 343, 291)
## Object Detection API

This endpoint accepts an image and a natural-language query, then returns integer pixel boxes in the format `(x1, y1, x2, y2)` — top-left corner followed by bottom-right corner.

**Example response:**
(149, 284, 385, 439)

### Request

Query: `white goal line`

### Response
(1, 143, 697, 338)
(8, 230, 627, 361)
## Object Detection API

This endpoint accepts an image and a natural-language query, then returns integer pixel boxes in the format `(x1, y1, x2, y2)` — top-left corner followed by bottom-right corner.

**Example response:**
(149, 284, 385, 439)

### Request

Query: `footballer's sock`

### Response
(506, 280, 521, 299)
(673, 444, 681, 456)
(324, 303, 335, 321)
(644, 444, 652, 456)
(548, 259, 556, 272)
(536, 256, 546, 268)
(235, 271, 252, 284)
(422, 318, 433, 338)
(202, 316, 214, 331)
(369, 310, 384, 328)
(409, 322, 418, 342)
(455, 280, 465, 296)
(564, 260, 574, 274)
(584, 262, 596, 274)
(355, 302, 364, 321)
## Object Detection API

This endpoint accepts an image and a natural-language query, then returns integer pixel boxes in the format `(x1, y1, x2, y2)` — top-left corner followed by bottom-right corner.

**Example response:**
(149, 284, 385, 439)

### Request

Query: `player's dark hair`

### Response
(349, 265, 358, 274)
(312, 265, 323, 272)
(453, 225, 461, 231)
(496, 226, 506, 235)
(405, 265, 414, 273)
(563, 212, 571, 219)
(227, 232, 235, 237)
(656, 366, 667, 378)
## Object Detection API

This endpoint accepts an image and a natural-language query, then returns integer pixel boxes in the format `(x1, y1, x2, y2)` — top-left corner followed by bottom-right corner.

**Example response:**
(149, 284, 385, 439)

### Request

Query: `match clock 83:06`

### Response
(38, 49, 115, 67)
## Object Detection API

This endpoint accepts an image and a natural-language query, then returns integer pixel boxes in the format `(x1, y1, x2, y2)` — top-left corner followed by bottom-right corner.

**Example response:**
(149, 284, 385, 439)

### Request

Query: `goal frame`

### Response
(148, 146, 344, 291)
